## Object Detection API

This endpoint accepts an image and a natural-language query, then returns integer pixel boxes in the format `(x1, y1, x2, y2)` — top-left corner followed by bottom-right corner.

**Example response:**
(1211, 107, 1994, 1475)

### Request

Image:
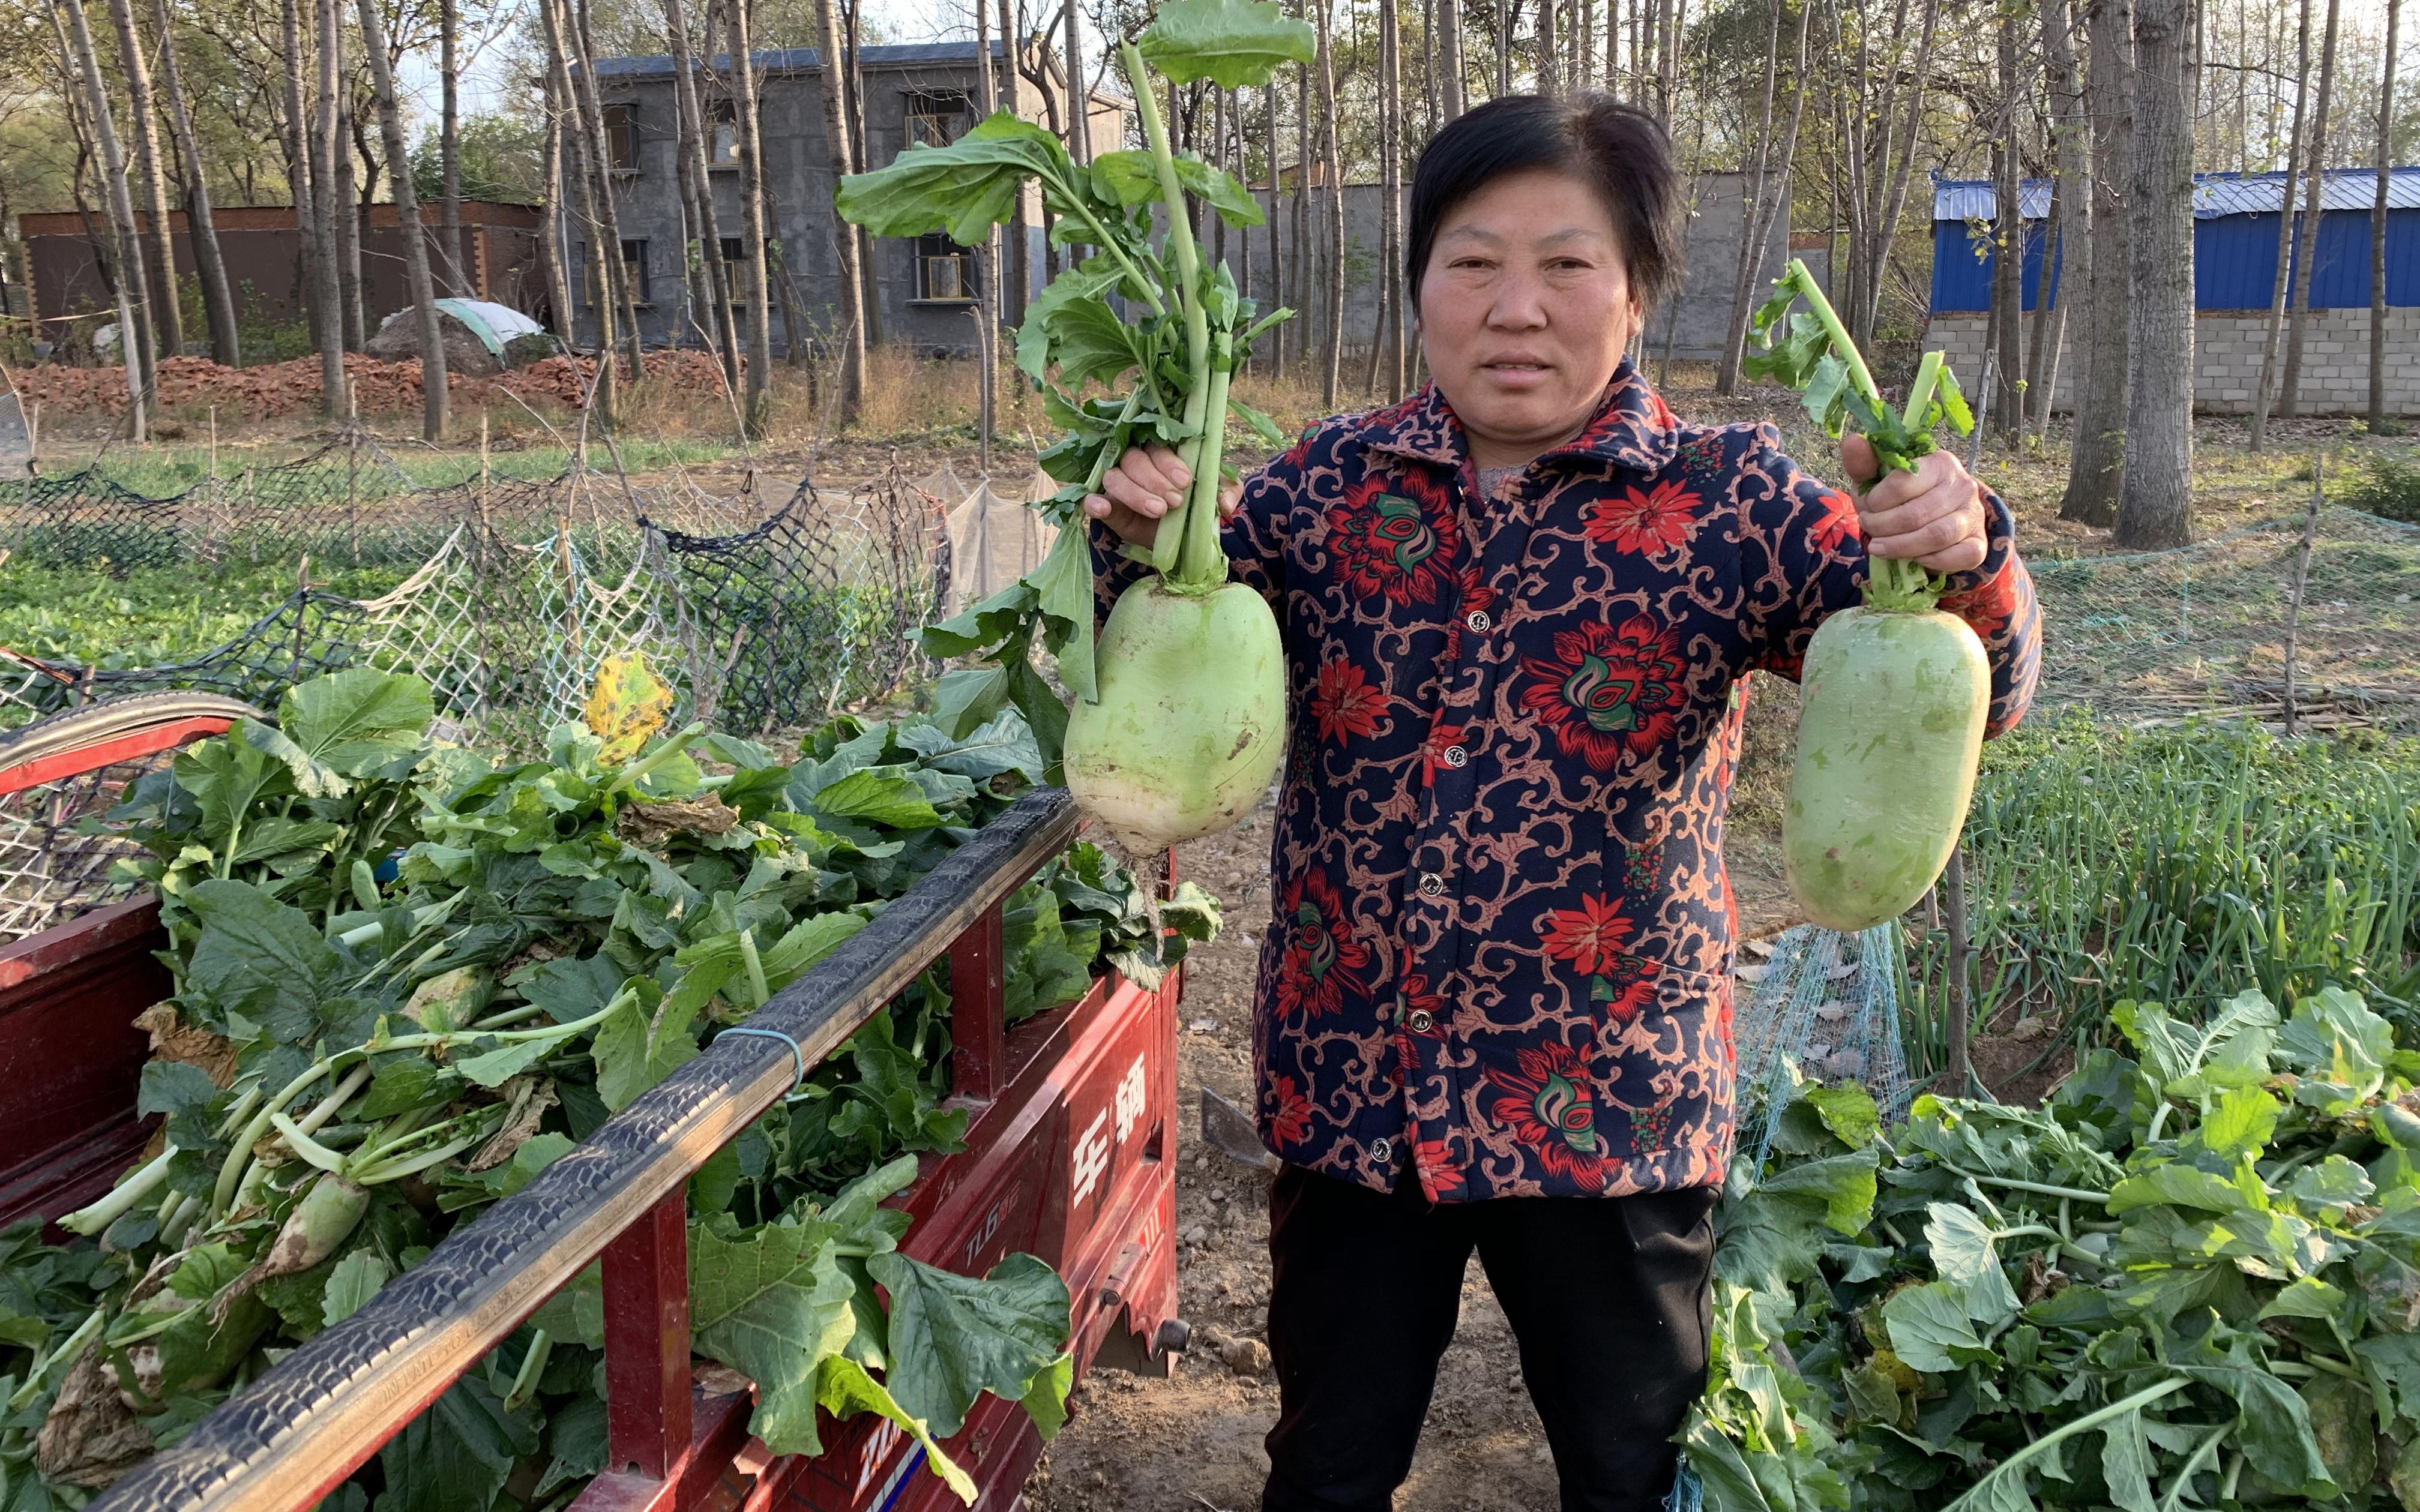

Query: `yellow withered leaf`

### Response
(585, 655, 675, 764)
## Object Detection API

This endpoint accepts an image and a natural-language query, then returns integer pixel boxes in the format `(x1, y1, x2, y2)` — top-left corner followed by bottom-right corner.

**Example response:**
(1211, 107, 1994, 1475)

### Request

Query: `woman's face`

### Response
(1414, 167, 1643, 470)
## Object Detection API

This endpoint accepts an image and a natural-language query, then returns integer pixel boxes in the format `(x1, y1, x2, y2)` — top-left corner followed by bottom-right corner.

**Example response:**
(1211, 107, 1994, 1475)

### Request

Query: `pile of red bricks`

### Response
(11, 349, 739, 419)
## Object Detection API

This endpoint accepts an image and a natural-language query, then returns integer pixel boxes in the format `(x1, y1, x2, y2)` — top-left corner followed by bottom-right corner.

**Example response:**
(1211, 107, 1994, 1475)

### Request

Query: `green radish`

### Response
(213, 1173, 371, 1323)
(1064, 578, 1286, 854)
(835, 0, 1313, 848)
(1744, 260, 1987, 933)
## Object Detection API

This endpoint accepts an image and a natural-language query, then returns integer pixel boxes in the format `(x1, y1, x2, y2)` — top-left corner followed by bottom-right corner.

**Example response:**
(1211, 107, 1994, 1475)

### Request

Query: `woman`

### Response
(1085, 94, 2039, 1512)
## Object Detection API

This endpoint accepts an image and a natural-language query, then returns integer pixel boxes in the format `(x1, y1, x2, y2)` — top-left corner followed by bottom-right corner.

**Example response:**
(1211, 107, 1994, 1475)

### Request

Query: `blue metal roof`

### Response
(1934, 166, 2420, 221)
(592, 39, 1008, 77)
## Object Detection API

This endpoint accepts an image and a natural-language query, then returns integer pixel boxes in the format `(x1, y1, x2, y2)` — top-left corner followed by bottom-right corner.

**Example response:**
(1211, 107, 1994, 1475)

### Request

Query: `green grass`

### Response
(1900, 716, 2420, 1079)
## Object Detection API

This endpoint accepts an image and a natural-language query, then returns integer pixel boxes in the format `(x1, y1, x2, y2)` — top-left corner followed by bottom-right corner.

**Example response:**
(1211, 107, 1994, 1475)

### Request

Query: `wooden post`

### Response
(600, 1194, 692, 1481)
(2283, 455, 2322, 735)
(1943, 843, 1972, 1093)
(948, 902, 1005, 1104)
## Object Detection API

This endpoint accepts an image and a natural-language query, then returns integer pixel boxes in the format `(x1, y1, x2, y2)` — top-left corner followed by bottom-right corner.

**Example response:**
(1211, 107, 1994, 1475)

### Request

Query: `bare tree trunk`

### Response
(53, 0, 152, 435)
(355, 0, 445, 439)
(540, 0, 616, 424)
(287, 0, 343, 410)
(2248, 0, 2310, 451)
(440, 0, 468, 296)
(2371, 0, 2400, 431)
(1293, 50, 1309, 350)
(327, 2, 364, 355)
(1499, 0, 1514, 97)
(1064, 0, 1091, 162)
(568, 0, 644, 374)
(1266, 77, 1286, 377)
(1439, 0, 1464, 118)
(149, 0, 239, 365)
(813, 0, 864, 419)
(843, 0, 883, 346)
(1000, 0, 1027, 329)
(2027, 0, 2085, 440)
(103, 0, 184, 360)
(724, 0, 774, 431)
(1382, 0, 1404, 397)
(1540, 0, 1559, 94)
(1576, 0, 1592, 87)
(539, 78, 577, 341)
(1715, 0, 1784, 395)
(973, 0, 998, 470)
(1857, 0, 1939, 349)
(2278, 0, 2339, 419)
(1990, 16, 2023, 439)
(2062, 0, 2130, 523)
(2116, 0, 2194, 548)
(1317, 0, 1344, 408)
(663, 0, 738, 382)
(277, 0, 324, 355)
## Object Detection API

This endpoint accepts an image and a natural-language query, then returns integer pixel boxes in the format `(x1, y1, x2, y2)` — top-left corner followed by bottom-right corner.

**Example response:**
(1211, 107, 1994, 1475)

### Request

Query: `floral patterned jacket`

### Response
(1093, 362, 2039, 1202)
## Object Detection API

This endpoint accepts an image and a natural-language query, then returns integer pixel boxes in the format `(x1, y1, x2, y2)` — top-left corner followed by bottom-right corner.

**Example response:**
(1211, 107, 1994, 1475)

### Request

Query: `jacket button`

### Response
(1466, 610, 1491, 633)
(1370, 1137, 1393, 1163)
(1417, 872, 1445, 897)
(1441, 745, 1467, 769)
(1407, 1009, 1434, 1032)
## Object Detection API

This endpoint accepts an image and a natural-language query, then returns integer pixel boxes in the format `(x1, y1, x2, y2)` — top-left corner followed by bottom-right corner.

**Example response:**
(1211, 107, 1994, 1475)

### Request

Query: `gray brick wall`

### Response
(1924, 307, 2420, 416)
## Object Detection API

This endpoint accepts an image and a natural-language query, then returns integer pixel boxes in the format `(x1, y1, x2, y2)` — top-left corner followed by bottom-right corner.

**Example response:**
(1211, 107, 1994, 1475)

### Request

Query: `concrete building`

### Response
(577, 40, 1124, 355)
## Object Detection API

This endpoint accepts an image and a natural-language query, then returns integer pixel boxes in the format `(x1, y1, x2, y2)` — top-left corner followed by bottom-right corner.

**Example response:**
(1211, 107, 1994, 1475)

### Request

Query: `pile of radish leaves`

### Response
(833, 0, 1313, 772)
(0, 666, 1216, 1510)
(1692, 983, 2420, 1512)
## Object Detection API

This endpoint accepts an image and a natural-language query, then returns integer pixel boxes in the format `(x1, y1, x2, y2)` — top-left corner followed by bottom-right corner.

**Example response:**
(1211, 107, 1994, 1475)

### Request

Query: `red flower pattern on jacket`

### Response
(1274, 868, 1370, 1021)
(1518, 614, 1690, 770)
(1090, 365, 2041, 1202)
(1537, 893, 1636, 976)
(1267, 1076, 1316, 1147)
(1583, 478, 1699, 557)
(1310, 656, 1388, 743)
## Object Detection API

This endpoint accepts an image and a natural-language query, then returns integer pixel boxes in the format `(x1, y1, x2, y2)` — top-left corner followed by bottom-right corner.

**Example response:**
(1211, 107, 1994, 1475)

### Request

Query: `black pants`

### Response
(1260, 1165, 1717, 1512)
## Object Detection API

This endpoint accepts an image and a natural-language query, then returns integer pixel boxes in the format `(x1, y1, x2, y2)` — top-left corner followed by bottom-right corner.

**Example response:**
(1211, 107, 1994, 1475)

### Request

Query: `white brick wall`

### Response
(1921, 307, 2420, 416)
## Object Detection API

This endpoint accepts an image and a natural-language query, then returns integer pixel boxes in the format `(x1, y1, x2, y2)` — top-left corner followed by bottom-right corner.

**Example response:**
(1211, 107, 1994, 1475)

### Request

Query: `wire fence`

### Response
(0, 431, 955, 946)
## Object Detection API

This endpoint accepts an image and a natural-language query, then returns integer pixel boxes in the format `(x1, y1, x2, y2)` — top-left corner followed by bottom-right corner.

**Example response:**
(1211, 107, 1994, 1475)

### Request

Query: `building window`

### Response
(914, 233, 974, 301)
(601, 103, 640, 170)
(709, 101, 739, 167)
(580, 239, 649, 305)
(712, 237, 748, 302)
(904, 92, 971, 152)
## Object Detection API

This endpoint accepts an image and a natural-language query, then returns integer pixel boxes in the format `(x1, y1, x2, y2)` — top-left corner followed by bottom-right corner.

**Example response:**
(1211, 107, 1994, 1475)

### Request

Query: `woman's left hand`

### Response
(1841, 433, 1990, 575)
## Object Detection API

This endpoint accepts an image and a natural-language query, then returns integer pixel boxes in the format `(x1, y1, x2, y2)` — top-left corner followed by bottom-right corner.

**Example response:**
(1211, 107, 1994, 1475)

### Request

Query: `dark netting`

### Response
(0, 468, 194, 571)
(0, 593, 367, 728)
(645, 470, 939, 736)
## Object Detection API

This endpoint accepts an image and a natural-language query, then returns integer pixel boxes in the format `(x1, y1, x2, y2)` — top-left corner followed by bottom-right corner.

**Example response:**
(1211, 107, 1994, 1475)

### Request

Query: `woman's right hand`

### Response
(1082, 443, 1243, 549)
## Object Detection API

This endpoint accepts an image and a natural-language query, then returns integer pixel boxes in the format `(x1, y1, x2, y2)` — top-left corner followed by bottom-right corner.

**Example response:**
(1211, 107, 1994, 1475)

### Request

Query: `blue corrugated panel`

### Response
(1930, 205, 2419, 313)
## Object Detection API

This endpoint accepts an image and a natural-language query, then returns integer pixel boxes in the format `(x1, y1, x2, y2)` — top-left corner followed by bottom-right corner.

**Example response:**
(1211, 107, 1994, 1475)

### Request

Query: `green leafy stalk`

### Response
(1125, 41, 1212, 580)
(1742, 257, 1976, 614)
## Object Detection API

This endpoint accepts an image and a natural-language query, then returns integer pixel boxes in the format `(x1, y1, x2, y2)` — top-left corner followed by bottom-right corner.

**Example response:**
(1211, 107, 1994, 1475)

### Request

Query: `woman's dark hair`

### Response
(1404, 92, 1682, 313)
